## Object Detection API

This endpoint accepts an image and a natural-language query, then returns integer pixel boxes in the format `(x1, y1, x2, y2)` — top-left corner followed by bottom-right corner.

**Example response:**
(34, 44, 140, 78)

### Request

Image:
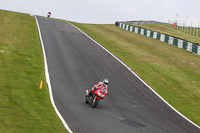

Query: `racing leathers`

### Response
(89, 81, 108, 96)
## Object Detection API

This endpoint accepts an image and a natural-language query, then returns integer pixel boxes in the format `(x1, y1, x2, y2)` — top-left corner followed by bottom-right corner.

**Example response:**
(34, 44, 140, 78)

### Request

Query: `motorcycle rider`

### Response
(47, 12, 51, 18)
(89, 79, 108, 96)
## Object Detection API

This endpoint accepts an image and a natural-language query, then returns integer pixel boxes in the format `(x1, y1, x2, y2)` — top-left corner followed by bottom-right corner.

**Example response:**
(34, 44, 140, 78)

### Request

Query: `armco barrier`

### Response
(115, 22, 200, 56)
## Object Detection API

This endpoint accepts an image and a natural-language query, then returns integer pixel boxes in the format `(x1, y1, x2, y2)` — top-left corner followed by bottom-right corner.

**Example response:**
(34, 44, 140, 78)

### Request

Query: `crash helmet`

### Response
(103, 79, 108, 86)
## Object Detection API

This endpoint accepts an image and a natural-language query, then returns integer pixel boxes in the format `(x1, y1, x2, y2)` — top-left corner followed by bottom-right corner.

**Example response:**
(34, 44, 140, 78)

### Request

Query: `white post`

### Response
(175, 14, 179, 29)
(182, 23, 184, 32)
(193, 27, 195, 36)
(176, 14, 179, 24)
(184, 15, 188, 27)
(198, 22, 200, 37)
(196, 28, 198, 37)
(184, 15, 188, 33)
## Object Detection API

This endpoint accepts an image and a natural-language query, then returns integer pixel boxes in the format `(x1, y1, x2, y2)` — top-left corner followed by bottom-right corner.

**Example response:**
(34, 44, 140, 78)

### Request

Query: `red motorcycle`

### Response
(85, 86, 106, 108)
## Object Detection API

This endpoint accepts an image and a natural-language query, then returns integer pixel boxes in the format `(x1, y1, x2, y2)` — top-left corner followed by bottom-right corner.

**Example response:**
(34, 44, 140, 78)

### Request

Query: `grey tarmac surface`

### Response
(36, 16, 200, 133)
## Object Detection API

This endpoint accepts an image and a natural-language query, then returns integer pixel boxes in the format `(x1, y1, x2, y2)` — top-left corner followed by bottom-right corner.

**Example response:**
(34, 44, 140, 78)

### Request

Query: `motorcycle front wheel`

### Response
(91, 98, 100, 108)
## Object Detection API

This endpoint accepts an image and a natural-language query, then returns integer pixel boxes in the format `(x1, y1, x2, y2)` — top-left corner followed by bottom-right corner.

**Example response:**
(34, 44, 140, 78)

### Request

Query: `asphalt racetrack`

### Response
(36, 16, 200, 133)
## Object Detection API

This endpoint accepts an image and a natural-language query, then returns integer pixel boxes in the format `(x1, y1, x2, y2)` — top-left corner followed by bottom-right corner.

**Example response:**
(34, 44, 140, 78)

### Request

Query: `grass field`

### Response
(133, 24, 200, 44)
(0, 9, 67, 133)
(70, 22, 200, 126)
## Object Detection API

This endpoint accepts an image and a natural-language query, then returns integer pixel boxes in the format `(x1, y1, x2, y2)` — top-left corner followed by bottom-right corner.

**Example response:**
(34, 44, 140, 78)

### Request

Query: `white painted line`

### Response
(178, 39, 183, 48)
(35, 16, 73, 133)
(122, 23, 125, 29)
(187, 43, 193, 52)
(135, 27, 138, 33)
(153, 32, 157, 39)
(119, 23, 122, 28)
(140, 29, 144, 35)
(69, 22, 200, 130)
(168, 36, 174, 45)
(130, 26, 133, 32)
(147, 30, 151, 37)
(198, 46, 200, 55)
(160, 34, 165, 42)
(126, 25, 129, 30)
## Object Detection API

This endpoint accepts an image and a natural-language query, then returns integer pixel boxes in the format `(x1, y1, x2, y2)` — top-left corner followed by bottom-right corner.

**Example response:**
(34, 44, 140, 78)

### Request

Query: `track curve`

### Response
(36, 16, 200, 133)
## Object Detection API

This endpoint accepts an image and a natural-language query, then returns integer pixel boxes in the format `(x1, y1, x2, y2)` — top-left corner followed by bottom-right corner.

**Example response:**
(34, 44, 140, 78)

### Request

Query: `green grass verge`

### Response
(70, 22, 200, 126)
(133, 24, 200, 44)
(0, 9, 68, 133)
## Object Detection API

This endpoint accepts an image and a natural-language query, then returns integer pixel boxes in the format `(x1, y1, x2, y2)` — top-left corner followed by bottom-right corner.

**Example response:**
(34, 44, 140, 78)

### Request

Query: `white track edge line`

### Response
(68, 22, 200, 129)
(35, 16, 73, 133)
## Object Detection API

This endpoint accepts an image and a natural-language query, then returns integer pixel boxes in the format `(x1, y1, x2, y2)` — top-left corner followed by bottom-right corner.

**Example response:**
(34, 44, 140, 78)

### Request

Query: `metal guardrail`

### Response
(126, 21, 168, 25)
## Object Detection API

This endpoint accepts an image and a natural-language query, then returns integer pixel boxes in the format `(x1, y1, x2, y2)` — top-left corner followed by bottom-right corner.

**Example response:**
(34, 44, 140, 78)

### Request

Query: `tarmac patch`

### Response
(120, 119, 146, 128)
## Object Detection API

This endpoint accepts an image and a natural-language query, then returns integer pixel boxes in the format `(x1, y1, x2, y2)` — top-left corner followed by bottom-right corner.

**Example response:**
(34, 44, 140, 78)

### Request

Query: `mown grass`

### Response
(70, 22, 200, 126)
(133, 24, 200, 44)
(0, 9, 67, 133)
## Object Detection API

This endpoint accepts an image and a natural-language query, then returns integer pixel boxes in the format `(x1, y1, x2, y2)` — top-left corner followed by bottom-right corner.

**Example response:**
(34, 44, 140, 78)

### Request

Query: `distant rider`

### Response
(47, 12, 51, 18)
(89, 79, 109, 96)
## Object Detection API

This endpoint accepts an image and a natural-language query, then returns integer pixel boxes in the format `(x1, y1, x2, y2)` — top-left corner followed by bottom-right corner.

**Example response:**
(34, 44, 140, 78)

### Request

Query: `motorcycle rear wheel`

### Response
(85, 97, 89, 104)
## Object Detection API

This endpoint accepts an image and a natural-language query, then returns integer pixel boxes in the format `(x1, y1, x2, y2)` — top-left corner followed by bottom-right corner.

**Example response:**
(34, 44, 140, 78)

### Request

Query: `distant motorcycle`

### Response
(85, 86, 106, 108)
(47, 14, 50, 18)
(47, 12, 51, 18)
